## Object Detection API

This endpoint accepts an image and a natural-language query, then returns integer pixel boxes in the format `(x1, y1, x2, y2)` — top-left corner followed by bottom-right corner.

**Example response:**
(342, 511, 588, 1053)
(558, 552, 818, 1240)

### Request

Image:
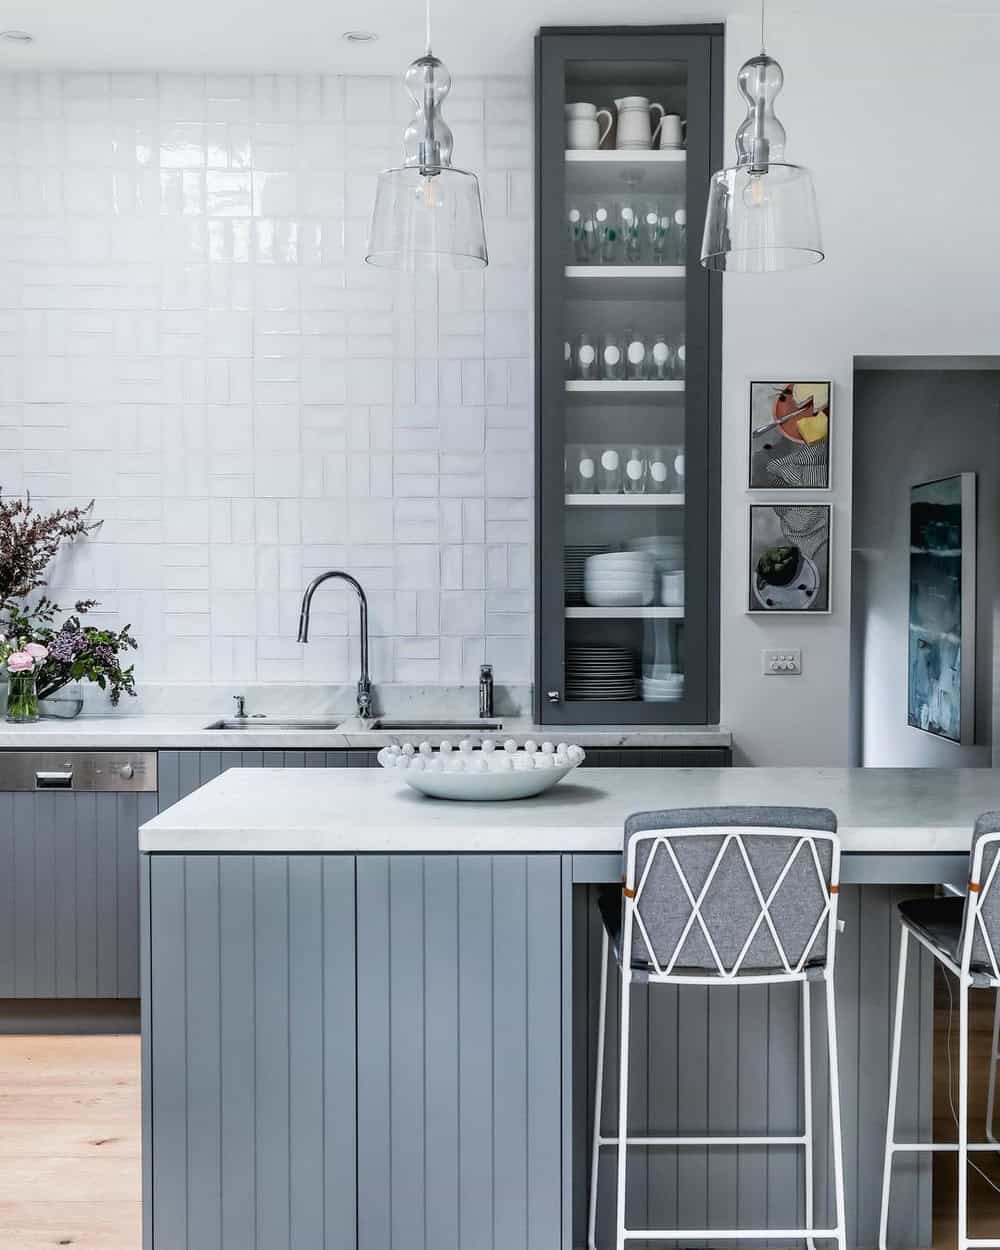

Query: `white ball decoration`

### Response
(557, 743, 569, 755)
(535, 753, 555, 769)
(439, 740, 453, 754)
(418, 741, 433, 756)
(504, 739, 518, 754)
(388, 743, 402, 755)
(481, 739, 496, 753)
(395, 754, 411, 768)
(513, 753, 534, 770)
(541, 741, 555, 755)
(524, 740, 538, 754)
(410, 756, 425, 771)
(459, 738, 474, 754)
(402, 742, 416, 756)
(568, 745, 585, 764)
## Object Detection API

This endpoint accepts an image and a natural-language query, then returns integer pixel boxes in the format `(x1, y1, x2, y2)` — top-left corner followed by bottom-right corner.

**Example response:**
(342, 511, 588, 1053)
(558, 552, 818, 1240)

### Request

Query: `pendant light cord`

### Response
(425, 0, 432, 56)
(760, 0, 766, 53)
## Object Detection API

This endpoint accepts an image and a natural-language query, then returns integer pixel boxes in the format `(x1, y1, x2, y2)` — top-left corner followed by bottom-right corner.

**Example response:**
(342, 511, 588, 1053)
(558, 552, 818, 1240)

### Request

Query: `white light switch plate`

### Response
(762, 649, 801, 676)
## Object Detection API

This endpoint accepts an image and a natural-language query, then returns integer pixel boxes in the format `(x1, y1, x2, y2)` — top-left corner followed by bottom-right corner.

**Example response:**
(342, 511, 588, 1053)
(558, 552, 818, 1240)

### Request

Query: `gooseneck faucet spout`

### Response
(297, 570, 373, 720)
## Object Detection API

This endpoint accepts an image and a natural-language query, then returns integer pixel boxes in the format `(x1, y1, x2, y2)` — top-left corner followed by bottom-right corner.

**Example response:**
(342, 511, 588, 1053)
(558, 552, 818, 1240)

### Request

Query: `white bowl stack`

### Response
(641, 672, 685, 702)
(583, 551, 655, 607)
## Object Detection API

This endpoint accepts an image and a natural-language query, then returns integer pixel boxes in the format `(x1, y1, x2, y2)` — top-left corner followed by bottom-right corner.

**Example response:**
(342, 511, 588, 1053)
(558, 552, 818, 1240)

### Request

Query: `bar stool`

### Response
(879, 812, 1000, 1250)
(588, 805, 847, 1250)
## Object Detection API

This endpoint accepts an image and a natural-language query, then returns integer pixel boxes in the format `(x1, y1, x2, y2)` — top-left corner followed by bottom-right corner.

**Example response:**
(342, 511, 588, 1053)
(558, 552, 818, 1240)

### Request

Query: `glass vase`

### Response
(6, 670, 39, 723)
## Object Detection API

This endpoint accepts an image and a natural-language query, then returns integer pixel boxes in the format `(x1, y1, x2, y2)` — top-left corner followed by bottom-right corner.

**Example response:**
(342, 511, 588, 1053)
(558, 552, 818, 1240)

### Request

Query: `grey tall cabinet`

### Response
(534, 27, 723, 725)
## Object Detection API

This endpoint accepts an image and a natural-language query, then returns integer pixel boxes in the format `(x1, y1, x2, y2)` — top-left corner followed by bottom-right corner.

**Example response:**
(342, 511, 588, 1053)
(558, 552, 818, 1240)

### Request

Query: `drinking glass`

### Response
(667, 444, 686, 491)
(646, 446, 671, 494)
(623, 446, 646, 495)
(618, 201, 642, 264)
(643, 202, 671, 264)
(598, 446, 622, 494)
(673, 342, 686, 380)
(625, 329, 647, 380)
(672, 208, 687, 263)
(563, 340, 573, 380)
(567, 445, 597, 493)
(600, 332, 624, 381)
(594, 201, 618, 264)
(567, 205, 588, 264)
(575, 332, 598, 380)
(649, 332, 672, 380)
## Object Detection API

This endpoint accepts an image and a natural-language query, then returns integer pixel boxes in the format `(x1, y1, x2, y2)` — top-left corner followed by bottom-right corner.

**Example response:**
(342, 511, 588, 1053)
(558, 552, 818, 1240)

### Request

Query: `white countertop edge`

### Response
(139, 824, 977, 855)
(0, 715, 732, 751)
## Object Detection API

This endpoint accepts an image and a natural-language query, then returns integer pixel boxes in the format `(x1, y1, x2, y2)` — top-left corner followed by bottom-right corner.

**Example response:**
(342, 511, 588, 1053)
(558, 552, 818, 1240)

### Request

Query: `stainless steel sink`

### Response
(367, 719, 504, 732)
(204, 718, 345, 730)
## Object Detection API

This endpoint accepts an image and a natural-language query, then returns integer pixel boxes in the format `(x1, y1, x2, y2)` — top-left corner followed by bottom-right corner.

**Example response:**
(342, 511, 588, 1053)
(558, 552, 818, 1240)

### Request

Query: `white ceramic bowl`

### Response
(401, 762, 579, 801)
(378, 742, 587, 801)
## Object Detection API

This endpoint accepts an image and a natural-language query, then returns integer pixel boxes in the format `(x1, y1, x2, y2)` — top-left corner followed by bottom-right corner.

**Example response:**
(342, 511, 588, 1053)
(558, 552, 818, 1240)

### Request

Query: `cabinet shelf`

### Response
(565, 493, 684, 507)
(565, 149, 687, 195)
(564, 606, 685, 619)
(565, 380, 684, 394)
(565, 265, 686, 299)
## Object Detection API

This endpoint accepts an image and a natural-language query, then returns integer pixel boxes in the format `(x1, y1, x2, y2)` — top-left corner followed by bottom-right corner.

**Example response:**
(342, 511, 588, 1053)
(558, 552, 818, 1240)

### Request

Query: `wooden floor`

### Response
(0, 980, 996, 1250)
(0, 1033, 140, 1250)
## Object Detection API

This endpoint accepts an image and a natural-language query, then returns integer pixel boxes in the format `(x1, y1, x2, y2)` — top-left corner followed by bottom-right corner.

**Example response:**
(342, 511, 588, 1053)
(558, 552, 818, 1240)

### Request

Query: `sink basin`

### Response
(204, 718, 345, 730)
(368, 719, 505, 733)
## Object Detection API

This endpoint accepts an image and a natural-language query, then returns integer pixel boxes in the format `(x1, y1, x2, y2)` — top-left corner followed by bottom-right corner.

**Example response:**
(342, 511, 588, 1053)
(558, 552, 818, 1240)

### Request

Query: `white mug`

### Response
(654, 113, 686, 149)
(565, 102, 613, 151)
(614, 96, 665, 149)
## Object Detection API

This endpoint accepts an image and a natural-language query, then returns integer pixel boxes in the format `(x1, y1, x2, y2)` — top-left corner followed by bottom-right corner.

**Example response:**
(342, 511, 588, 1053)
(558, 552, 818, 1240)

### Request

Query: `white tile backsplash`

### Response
(1, 71, 533, 685)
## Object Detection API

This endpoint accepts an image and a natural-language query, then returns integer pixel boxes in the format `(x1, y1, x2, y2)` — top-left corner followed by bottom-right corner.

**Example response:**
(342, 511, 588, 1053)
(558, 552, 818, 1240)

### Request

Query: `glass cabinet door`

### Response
(535, 29, 722, 724)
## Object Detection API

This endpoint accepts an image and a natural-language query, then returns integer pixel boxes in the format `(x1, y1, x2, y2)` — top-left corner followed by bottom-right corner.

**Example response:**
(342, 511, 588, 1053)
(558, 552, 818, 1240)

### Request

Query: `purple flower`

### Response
(48, 630, 84, 663)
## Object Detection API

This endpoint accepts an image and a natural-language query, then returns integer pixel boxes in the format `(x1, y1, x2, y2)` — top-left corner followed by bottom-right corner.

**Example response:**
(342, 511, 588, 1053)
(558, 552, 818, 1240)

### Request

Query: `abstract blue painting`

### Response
(908, 474, 976, 744)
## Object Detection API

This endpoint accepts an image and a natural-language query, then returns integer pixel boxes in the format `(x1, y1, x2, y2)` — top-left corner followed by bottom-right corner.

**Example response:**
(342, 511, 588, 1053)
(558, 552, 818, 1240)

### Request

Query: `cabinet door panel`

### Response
(356, 854, 564, 1250)
(145, 854, 357, 1250)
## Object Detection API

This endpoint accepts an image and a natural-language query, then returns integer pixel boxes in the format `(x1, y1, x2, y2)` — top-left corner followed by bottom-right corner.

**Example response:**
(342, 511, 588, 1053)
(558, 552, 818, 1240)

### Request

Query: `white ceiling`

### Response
(2, 0, 1000, 76)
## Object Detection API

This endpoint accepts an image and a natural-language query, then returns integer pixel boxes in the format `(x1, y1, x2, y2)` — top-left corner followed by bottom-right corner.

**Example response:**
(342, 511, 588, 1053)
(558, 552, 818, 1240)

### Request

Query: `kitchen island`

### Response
(140, 767, 1000, 1250)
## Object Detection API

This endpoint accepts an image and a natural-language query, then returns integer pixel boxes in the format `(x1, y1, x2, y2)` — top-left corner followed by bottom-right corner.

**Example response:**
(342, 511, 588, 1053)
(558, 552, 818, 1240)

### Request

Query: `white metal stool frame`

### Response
(587, 822, 847, 1250)
(879, 830, 1000, 1250)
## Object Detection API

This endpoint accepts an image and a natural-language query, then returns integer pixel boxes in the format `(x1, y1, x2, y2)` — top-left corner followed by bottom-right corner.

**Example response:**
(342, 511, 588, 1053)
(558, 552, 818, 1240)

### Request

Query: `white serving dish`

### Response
(401, 762, 579, 801)
(378, 742, 586, 801)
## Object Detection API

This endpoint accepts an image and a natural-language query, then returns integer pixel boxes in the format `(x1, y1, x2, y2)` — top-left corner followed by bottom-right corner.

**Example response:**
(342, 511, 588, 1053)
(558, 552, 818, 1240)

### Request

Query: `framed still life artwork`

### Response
(748, 503, 831, 614)
(749, 380, 831, 490)
(907, 473, 976, 744)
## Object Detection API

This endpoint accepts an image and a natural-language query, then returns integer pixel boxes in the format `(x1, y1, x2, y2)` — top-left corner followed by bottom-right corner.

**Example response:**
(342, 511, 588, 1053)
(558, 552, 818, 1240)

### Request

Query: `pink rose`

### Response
(24, 643, 47, 661)
(7, 651, 34, 673)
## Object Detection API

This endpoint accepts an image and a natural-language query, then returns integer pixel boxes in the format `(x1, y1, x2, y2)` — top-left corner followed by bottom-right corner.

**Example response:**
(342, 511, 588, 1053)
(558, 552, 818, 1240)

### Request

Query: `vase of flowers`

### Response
(0, 494, 139, 716)
(2, 641, 48, 723)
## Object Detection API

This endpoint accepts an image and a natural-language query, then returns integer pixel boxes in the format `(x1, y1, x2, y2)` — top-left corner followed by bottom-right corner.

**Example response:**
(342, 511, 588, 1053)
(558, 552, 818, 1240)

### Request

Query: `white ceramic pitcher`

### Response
(614, 96, 665, 149)
(565, 102, 613, 150)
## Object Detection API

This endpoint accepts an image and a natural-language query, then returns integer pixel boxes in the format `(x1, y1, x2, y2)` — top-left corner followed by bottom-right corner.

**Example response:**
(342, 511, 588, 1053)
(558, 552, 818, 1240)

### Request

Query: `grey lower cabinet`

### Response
(0, 787, 156, 997)
(143, 853, 564, 1250)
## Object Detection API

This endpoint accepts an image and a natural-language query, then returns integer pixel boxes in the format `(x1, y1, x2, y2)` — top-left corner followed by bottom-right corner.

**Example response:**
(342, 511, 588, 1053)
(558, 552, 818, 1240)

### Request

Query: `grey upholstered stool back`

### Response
(961, 811, 1000, 978)
(623, 805, 839, 978)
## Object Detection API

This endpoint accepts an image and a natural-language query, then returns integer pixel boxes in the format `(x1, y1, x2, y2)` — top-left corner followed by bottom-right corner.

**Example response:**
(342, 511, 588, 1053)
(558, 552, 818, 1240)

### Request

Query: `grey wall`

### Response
(850, 369, 998, 766)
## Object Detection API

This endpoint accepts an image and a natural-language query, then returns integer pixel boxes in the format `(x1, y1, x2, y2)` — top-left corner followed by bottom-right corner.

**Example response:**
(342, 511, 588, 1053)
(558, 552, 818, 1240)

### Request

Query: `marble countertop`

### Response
(0, 714, 732, 751)
(139, 765, 1000, 854)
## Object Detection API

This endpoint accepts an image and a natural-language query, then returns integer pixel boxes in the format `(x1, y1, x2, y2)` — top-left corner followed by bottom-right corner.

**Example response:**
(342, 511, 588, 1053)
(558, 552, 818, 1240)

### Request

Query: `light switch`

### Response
(762, 648, 801, 676)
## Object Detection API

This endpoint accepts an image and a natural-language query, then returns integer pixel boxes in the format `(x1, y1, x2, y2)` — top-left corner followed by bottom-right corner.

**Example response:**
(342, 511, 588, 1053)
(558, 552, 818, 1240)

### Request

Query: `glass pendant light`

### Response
(700, 3, 822, 273)
(365, 0, 487, 270)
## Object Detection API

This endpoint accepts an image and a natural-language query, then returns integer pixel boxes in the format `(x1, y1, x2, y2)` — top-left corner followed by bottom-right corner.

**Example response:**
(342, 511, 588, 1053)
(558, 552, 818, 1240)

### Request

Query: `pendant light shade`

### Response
(365, 43, 487, 270)
(700, 50, 822, 273)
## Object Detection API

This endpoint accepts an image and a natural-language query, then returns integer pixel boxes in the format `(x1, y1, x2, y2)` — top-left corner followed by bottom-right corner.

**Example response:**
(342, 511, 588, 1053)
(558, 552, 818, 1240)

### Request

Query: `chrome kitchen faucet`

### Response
(297, 571, 373, 720)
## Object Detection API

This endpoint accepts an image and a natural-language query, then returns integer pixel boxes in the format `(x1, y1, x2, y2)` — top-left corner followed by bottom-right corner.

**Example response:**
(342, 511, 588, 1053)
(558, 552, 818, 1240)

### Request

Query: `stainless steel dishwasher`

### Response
(0, 751, 157, 998)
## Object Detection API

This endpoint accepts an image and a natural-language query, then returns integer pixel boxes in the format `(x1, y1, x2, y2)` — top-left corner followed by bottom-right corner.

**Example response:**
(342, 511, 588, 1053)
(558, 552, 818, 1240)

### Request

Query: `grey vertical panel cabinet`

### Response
(144, 853, 564, 1250)
(0, 787, 156, 997)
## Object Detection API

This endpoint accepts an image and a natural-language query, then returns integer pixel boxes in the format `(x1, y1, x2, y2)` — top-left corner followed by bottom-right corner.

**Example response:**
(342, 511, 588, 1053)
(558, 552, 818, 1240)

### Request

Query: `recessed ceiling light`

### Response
(0, 30, 33, 43)
(342, 30, 378, 42)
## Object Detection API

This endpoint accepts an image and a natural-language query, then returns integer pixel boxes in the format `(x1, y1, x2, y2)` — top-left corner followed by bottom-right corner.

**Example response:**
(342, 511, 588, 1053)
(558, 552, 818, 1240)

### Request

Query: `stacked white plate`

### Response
(583, 551, 655, 607)
(642, 673, 685, 702)
(565, 544, 611, 606)
(567, 646, 639, 701)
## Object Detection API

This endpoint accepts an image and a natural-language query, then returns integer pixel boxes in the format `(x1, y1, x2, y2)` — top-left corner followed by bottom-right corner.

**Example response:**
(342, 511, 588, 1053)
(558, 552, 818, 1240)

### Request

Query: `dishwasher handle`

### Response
(34, 771, 74, 789)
